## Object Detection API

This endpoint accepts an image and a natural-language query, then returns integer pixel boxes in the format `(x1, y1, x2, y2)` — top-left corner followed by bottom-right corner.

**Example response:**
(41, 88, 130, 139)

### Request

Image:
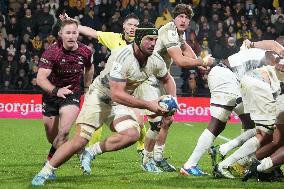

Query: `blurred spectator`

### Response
(27, 77, 41, 92)
(186, 31, 201, 55)
(209, 30, 225, 59)
(17, 55, 29, 74)
(0, 32, 6, 49)
(224, 37, 239, 59)
(98, 0, 112, 24)
(108, 11, 123, 33)
(6, 16, 20, 38)
(80, 10, 102, 30)
(1, 80, 14, 91)
(0, 21, 7, 39)
(35, 4, 54, 39)
(29, 54, 39, 71)
(31, 35, 43, 54)
(199, 38, 212, 59)
(20, 8, 35, 37)
(17, 43, 30, 61)
(6, 43, 16, 56)
(69, 0, 85, 17)
(15, 68, 29, 89)
(1, 66, 13, 85)
(3, 53, 17, 74)
(155, 8, 173, 29)
(93, 45, 110, 77)
(271, 7, 284, 23)
(274, 15, 284, 35)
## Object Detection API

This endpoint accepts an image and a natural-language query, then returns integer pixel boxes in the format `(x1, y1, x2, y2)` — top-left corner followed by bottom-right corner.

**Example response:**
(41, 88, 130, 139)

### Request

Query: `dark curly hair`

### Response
(173, 4, 194, 19)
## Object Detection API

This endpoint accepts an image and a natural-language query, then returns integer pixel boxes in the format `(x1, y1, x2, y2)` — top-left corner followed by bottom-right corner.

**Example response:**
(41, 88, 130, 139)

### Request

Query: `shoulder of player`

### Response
(77, 42, 93, 56)
(97, 31, 122, 38)
(112, 45, 133, 63)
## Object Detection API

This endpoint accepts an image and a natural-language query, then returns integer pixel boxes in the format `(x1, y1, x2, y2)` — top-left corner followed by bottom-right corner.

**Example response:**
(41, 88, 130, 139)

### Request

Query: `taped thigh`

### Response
(210, 105, 232, 122)
(80, 124, 96, 141)
(114, 119, 140, 133)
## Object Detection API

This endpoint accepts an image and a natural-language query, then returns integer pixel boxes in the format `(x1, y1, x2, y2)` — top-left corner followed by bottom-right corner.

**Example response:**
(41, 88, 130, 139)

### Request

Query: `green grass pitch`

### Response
(0, 119, 282, 188)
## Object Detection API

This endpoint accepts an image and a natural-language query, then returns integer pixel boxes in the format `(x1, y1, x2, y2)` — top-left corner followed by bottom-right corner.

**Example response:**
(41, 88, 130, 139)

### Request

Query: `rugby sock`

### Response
(88, 127, 103, 146)
(154, 144, 165, 161)
(137, 126, 146, 151)
(257, 157, 273, 172)
(47, 145, 56, 160)
(87, 142, 102, 156)
(219, 129, 256, 156)
(236, 153, 255, 166)
(184, 129, 215, 169)
(219, 136, 260, 168)
(143, 150, 153, 165)
(40, 161, 57, 175)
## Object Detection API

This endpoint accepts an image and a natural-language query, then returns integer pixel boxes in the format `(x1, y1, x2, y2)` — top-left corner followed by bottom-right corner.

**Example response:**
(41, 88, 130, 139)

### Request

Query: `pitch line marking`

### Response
(217, 135, 231, 142)
(184, 123, 194, 127)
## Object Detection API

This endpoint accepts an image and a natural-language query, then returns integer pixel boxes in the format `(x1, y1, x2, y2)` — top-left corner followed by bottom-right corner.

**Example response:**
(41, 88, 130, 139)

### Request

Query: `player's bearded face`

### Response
(123, 18, 139, 39)
(140, 35, 157, 56)
(60, 23, 79, 50)
(174, 14, 190, 32)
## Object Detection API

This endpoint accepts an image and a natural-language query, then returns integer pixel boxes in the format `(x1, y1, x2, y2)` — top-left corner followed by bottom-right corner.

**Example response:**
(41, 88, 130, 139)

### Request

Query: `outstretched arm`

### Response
(59, 13, 98, 39)
(244, 39, 284, 57)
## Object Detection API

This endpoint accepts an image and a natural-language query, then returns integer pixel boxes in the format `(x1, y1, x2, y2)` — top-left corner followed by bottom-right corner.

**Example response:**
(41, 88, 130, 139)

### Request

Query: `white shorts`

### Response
(276, 94, 284, 124)
(241, 74, 276, 128)
(208, 66, 241, 107)
(76, 86, 139, 132)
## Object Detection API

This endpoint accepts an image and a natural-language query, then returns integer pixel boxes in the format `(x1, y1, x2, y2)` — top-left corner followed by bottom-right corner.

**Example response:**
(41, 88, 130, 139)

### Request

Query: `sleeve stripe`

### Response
(109, 76, 127, 82)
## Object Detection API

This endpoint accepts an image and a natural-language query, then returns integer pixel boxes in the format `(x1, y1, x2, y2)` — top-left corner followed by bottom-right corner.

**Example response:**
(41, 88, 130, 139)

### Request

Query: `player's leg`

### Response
(81, 105, 142, 173)
(53, 105, 80, 148)
(88, 127, 103, 146)
(256, 95, 284, 160)
(82, 116, 141, 173)
(181, 66, 237, 176)
(217, 74, 276, 178)
(181, 109, 228, 176)
(142, 116, 163, 172)
(153, 115, 176, 172)
(42, 94, 60, 160)
(32, 123, 96, 186)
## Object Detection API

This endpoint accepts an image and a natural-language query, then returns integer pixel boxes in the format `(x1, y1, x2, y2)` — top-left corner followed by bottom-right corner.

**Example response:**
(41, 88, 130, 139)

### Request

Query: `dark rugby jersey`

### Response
(39, 41, 92, 93)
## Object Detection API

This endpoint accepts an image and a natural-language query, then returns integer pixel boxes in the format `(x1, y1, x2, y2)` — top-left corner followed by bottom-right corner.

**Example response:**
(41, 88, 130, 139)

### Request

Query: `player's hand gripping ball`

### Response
(158, 95, 179, 116)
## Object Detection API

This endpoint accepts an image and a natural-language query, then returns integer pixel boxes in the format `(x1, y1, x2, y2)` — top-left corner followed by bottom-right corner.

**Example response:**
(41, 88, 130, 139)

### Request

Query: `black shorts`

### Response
(42, 92, 81, 117)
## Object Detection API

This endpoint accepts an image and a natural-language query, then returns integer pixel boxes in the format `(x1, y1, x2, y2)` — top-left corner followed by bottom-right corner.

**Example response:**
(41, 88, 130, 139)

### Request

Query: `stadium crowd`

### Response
(0, 0, 284, 97)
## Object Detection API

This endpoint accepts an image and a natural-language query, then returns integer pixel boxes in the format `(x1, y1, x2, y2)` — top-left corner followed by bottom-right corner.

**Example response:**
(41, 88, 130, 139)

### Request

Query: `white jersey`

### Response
(228, 48, 266, 80)
(258, 65, 284, 94)
(143, 21, 185, 87)
(155, 21, 186, 69)
(92, 45, 168, 104)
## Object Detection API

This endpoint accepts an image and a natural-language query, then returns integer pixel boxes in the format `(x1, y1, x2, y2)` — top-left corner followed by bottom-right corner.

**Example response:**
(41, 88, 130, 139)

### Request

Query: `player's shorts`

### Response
(276, 94, 284, 124)
(134, 78, 164, 116)
(76, 86, 140, 132)
(241, 73, 277, 130)
(42, 92, 81, 117)
(208, 65, 241, 107)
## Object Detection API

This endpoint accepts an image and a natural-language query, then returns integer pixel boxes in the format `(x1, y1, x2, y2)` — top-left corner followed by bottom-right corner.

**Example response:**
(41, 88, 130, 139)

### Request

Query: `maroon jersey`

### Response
(39, 41, 92, 93)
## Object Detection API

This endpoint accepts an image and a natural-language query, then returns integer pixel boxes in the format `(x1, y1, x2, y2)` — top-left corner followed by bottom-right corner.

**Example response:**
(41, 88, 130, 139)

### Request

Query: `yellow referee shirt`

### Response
(96, 31, 133, 51)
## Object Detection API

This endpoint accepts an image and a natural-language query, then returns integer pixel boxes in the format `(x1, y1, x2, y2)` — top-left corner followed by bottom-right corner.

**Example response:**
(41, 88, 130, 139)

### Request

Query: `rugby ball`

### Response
(158, 95, 179, 116)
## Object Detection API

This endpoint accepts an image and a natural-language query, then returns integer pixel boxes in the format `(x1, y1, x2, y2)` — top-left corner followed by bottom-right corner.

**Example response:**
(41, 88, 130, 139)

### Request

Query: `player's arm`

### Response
(181, 42, 197, 59)
(167, 46, 203, 68)
(78, 25, 98, 39)
(84, 64, 94, 92)
(158, 73, 176, 97)
(59, 13, 98, 39)
(244, 39, 284, 56)
(109, 80, 166, 115)
(37, 68, 55, 94)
